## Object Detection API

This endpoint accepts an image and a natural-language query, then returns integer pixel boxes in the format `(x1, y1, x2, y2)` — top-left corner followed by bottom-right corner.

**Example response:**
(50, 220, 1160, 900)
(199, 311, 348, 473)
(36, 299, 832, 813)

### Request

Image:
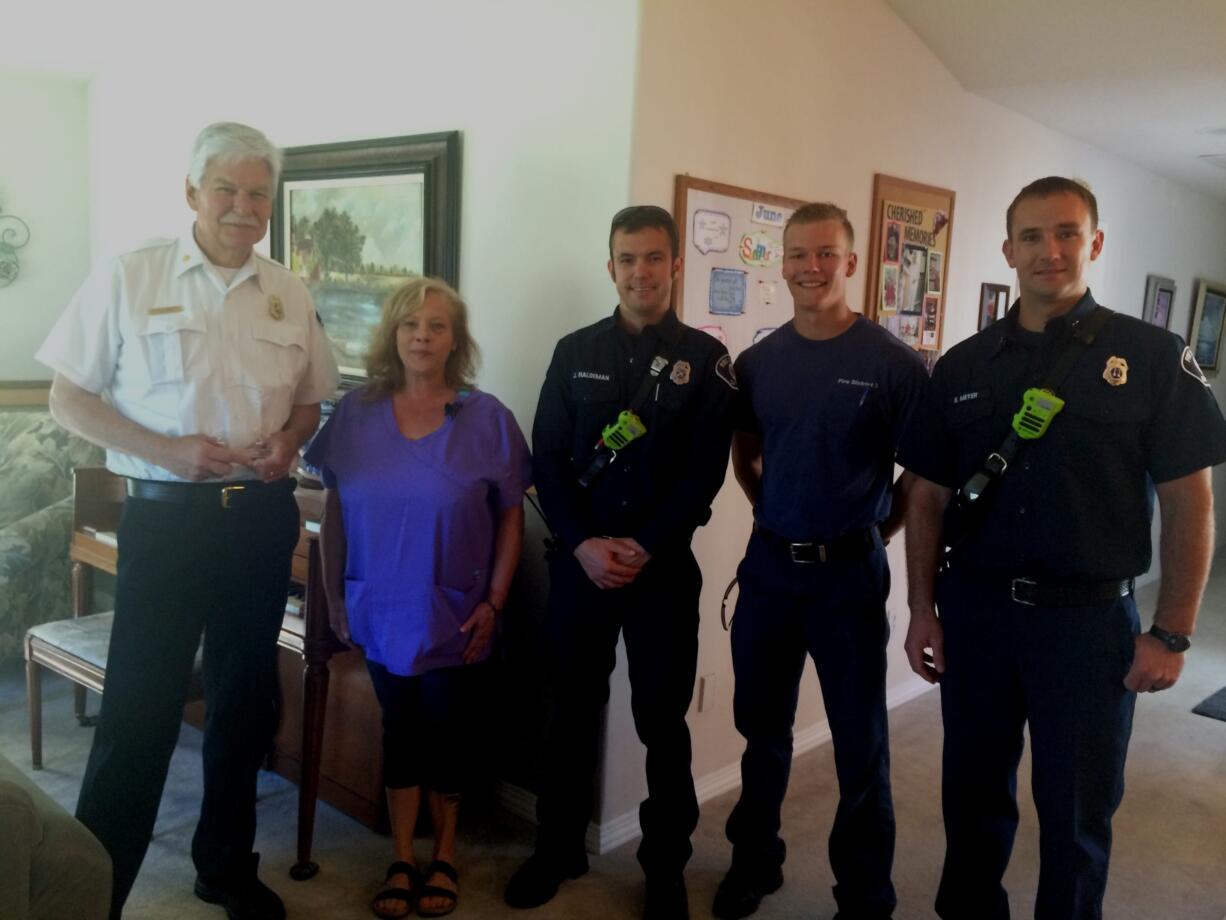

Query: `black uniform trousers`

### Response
(725, 531, 897, 919)
(535, 547, 702, 880)
(75, 486, 299, 918)
(934, 569, 1139, 920)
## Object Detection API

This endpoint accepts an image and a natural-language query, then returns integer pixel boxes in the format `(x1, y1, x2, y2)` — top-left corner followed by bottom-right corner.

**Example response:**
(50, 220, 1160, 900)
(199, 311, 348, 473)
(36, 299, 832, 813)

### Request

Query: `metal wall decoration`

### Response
(0, 208, 31, 287)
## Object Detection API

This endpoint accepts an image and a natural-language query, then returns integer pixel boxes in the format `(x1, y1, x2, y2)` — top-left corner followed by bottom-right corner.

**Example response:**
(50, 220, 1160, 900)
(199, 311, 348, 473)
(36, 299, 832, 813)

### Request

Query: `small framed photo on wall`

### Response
(1142, 275, 1176, 329)
(1189, 279, 1226, 373)
(978, 283, 1010, 331)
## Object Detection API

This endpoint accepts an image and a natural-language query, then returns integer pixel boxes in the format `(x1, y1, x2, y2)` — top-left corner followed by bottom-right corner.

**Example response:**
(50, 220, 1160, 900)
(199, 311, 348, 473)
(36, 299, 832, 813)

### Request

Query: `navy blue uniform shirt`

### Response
(532, 307, 736, 556)
(733, 316, 928, 542)
(898, 290, 1226, 580)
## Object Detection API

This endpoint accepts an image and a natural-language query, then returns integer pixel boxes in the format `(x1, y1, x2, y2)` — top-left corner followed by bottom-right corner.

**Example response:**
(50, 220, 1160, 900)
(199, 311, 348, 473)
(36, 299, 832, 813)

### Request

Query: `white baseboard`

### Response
(495, 678, 937, 856)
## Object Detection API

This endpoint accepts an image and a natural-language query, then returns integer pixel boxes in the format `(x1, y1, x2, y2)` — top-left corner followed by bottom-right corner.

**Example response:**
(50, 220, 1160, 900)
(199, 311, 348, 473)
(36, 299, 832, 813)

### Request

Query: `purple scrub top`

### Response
(305, 387, 532, 676)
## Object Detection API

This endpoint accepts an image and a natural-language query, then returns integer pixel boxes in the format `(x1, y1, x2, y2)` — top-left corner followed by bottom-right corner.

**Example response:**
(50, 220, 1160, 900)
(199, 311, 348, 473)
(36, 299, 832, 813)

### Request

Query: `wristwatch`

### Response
(1148, 625, 1191, 653)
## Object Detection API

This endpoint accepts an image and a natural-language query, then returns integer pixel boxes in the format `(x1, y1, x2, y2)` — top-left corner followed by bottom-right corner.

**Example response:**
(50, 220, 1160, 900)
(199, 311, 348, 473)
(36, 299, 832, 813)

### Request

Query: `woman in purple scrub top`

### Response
(306, 276, 531, 919)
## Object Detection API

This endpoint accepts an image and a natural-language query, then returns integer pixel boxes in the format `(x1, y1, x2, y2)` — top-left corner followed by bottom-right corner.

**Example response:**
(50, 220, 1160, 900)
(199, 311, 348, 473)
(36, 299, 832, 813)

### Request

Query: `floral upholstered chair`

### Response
(0, 410, 103, 662)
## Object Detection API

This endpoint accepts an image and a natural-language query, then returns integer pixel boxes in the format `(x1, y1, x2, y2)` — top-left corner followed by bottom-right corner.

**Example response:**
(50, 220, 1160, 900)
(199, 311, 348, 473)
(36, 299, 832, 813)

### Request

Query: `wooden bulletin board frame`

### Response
(672, 175, 807, 323)
(863, 173, 956, 355)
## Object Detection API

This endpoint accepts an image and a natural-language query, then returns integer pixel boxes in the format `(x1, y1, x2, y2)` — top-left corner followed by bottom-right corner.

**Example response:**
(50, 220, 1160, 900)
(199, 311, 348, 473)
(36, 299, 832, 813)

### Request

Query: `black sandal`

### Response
(372, 860, 419, 919)
(416, 859, 459, 918)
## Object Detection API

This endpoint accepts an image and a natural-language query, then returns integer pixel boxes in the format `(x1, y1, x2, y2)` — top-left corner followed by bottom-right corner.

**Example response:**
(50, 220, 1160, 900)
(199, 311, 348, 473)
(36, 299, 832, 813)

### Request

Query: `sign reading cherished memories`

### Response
(864, 173, 956, 373)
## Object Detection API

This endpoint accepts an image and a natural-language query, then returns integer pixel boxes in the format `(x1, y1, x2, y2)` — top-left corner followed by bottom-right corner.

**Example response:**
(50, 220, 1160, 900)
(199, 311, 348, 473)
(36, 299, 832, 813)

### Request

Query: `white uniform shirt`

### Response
(37, 231, 340, 481)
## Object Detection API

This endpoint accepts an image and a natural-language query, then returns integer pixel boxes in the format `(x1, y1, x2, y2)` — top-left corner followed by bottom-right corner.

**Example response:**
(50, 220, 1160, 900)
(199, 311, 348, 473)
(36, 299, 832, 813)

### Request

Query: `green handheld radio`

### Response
(1011, 387, 1065, 440)
(601, 410, 647, 450)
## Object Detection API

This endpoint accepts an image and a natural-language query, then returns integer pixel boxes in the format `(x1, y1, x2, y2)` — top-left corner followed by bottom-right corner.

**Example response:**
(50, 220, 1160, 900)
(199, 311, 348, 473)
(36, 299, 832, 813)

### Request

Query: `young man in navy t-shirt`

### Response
(714, 202, 927, 920)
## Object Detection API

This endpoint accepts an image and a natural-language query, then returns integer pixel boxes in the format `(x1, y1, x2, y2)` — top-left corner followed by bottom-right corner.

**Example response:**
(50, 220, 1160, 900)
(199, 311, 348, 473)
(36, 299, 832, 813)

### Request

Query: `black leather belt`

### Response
(126, 477, 295, 509)
(754, 523, 878, 564)
(1009, 576, 1134, 607)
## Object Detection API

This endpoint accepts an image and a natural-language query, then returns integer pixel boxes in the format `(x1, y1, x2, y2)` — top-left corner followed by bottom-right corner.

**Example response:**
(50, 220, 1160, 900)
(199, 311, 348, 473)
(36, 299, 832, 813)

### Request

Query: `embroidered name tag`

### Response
(837, 378, 878, 389)
(953, 390, 982, 404)
(575, 371, 611, 382)
(148, 306, 184, 315)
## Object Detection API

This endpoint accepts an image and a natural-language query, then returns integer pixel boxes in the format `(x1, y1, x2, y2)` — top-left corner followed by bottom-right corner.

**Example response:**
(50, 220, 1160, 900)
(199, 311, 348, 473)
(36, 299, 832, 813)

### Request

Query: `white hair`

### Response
(187, 122, 283, 189)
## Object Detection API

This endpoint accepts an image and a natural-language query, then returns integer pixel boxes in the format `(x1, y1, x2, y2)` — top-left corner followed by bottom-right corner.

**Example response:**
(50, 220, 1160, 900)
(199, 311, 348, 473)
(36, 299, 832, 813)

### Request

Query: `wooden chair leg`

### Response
(74, 683, 90, 725)
(27, 659, 43, 770)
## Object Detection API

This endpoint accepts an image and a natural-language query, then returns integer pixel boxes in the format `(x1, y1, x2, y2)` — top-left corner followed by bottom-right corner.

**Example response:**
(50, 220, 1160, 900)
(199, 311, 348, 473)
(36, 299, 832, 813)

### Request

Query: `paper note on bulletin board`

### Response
(673, 176, 808, 362)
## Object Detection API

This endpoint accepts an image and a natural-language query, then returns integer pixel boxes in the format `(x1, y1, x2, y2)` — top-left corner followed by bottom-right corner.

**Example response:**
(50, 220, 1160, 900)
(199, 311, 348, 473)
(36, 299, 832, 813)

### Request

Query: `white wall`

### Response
(0, 69, 89, 380)
(587, 0, 1226, 837)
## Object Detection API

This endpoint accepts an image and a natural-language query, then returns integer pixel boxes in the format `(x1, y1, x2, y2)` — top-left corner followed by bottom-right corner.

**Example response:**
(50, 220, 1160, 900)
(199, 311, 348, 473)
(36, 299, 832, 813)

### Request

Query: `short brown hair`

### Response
(609, 205, 680, 259)
(1006, 177, 1099, 238)
(363, 276, 480, 398)
(784, 202, 855, 250)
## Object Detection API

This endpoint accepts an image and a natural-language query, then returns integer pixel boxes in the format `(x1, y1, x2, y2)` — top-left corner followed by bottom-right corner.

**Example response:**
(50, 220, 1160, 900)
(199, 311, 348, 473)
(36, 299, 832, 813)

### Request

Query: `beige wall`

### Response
(590, 0, 1226, 837)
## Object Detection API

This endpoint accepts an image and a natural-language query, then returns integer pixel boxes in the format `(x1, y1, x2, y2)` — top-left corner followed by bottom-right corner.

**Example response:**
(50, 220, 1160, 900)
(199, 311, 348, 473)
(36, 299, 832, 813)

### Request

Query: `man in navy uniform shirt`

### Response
(713, 202, 927, 920)
(900, 176, 1226, 919)
(505, 206, 735, 919)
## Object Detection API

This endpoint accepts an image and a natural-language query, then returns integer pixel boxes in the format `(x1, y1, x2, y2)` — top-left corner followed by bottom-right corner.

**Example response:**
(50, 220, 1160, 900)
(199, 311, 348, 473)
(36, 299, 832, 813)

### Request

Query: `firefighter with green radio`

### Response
(899, 177, 1226, 919)
(506, 205, 736, 920)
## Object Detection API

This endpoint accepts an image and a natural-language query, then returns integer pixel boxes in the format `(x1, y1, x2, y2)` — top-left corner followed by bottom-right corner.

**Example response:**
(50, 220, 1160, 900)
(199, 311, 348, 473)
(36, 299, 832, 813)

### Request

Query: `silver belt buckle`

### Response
(220, 484, 246, 509)
(788, 542, 825, 564)
(1010, 577, 1037, 606)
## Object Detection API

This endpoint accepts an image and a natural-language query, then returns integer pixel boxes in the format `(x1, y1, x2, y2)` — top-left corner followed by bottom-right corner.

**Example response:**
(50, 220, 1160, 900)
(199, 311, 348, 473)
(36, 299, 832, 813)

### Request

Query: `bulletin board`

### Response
(863, 173, 956, 368)
(673, 175, 806, 362)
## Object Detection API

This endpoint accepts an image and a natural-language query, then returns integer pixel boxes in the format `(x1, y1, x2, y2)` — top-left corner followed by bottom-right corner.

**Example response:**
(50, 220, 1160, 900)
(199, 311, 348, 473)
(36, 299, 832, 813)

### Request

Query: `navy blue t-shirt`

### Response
(733, 316, 928, 541)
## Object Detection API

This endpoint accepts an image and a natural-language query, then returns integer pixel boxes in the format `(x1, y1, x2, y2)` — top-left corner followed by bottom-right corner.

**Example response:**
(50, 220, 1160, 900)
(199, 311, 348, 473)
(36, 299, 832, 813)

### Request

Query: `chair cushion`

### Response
(27, 612, 204, 674)
(26, 613, 115, 671)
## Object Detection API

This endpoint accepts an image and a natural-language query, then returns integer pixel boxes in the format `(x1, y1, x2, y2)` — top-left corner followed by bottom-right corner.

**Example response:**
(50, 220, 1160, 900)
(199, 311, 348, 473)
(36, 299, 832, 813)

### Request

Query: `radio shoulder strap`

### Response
(947, 305, 1113, 557)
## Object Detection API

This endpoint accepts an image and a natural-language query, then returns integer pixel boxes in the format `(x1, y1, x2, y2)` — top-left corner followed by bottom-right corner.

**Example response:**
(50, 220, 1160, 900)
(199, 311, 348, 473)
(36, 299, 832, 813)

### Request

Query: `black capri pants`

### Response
(366, 659, 485, 792)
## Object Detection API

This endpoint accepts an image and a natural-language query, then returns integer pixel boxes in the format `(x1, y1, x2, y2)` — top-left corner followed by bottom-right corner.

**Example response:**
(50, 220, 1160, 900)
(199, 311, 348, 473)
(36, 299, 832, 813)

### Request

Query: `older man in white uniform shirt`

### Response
(37, 122, 338, 920)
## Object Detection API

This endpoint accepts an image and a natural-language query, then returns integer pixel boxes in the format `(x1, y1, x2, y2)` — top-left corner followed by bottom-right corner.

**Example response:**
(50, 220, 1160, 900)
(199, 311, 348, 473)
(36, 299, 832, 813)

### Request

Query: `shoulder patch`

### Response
(715, 353, 738, 390)
(1181, 345, 1210, 387)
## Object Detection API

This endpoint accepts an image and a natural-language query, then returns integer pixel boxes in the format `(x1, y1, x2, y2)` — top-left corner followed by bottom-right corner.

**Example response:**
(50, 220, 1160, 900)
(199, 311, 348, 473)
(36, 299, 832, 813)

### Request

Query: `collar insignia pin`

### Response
(1103, 355, 1128, 386)
(670, 360, 691, 385)
(268, 294, 284, 321)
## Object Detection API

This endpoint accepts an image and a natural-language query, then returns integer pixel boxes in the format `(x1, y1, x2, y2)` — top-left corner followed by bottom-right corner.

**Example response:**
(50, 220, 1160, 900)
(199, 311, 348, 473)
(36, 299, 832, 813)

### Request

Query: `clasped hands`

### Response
(164, 431, 298, 482)
(575, 536, 651, 589)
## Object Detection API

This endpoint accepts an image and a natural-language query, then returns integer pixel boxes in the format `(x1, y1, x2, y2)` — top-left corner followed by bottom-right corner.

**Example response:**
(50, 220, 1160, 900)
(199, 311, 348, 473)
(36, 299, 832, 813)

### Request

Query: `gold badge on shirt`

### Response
(268, 294, 284, 321)
(1103, 356, 1128, 386)
(670, 360, 691, 385)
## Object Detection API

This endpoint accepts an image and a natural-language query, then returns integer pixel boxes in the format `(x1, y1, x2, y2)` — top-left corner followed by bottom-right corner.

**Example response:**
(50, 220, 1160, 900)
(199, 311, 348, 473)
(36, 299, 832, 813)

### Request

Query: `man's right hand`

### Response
(904, 604, 945, 684)
(160, 434, 247, 481)
(575, 537, 643, 589)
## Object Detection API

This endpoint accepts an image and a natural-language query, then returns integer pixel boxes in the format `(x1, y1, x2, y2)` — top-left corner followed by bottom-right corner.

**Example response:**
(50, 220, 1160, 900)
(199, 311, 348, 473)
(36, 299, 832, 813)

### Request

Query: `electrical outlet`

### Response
(697, 672, 716, 712)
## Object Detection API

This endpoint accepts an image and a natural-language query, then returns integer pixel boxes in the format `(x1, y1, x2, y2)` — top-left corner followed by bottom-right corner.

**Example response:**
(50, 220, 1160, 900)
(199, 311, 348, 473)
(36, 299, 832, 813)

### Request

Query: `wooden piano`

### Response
(69, 468, 384, 880)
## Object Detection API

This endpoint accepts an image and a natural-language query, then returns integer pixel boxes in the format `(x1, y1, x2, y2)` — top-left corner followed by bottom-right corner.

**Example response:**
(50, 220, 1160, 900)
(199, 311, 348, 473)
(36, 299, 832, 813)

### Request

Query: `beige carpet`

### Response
(2, 568, 1224, 919)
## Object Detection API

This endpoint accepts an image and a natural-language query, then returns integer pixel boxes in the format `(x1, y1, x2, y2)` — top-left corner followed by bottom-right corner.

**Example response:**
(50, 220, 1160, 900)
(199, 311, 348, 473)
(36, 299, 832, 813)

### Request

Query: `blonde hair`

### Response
(363, 276, 480, 398)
